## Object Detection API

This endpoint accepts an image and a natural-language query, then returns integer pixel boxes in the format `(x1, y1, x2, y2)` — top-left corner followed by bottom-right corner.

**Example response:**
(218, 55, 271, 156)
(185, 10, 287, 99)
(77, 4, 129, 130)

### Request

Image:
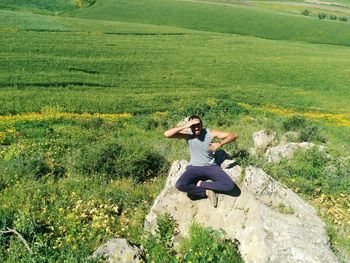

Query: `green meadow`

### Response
(0, 0, 349, 261)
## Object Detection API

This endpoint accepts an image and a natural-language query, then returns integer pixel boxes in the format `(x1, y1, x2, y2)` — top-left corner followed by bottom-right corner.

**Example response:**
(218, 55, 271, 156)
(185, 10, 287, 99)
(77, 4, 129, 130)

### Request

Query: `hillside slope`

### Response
(0, 0, 77, 13)
(68, 0, 350, 46)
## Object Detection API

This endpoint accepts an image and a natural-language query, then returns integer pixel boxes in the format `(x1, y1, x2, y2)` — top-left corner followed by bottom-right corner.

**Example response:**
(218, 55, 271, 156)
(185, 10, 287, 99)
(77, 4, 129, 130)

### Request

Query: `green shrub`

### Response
(0, 208, 30, 262)
(143, 215, 243, 263)
(339, 16, 348, 22)
(0, 208, 15, 231)
(143, 213, 177, 262)
(282, 116, 326, 143)
(180, 224, 243, 263)
(79, 117, 104, 129)
(318, 13, 327, 19)
(264, 148, 329, 196)
(330, 15, 337, 20)
(155, 213, 177, 250)
(25, 157, 66, 180)
(181, 103, 212, 119)
(323, 157, 350, 194)
(76, 0, 97, 8)
(0, 128, 17, 146)
(210, 100, 248, 117)
(178, 99, 248, 126)
(77, 141, 167, 182)
(299, 125, 326, 143)
(230, 148, 252, 166)
(282, 116, 307, 131)
(144, 113, 170, 130)
(265, 148, 350, 196)
(26, 158, 51, 179)
(301, 9, 310, 16)
(79, 142, 123, 176)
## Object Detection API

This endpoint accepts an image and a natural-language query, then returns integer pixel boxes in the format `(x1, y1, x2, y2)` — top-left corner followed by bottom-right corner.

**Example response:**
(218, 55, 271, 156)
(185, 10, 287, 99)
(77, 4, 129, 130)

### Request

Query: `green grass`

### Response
(0, 8, 196, 33)
(68, 0, 350, 46)
(0, 0, 78, 13)
(254, 2, 350, 16)
(1, 0, 350, 261)
(1, 30, 350, 115)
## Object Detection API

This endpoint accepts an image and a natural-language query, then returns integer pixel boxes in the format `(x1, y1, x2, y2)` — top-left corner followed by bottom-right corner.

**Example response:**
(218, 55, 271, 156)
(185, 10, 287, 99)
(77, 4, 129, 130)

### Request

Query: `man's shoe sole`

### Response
(207, 190, 218, 208)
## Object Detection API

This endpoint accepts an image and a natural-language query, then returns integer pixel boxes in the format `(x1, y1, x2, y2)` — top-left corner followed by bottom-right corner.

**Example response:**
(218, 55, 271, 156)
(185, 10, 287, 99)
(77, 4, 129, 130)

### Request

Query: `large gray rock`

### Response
(144, 160, 338, 263)
(265, 142, 315, 162)
(252, 130, 277, 149)
(92, 238, 143, 263)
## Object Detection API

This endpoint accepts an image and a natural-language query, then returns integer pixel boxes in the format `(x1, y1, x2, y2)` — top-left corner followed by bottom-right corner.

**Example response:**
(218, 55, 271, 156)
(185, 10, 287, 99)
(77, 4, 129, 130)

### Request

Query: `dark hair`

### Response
(189, 115, 203, 126)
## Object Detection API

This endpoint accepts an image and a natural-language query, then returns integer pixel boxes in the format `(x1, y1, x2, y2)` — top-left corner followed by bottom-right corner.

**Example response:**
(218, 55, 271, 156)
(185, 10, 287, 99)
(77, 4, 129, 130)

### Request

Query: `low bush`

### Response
(323, 157, 350, 194)
(143, 214, 243, 262)
(143, 213, 177, 262)
(22, 155, 66, 180)
(76, 0, 96, 8)
(179, 224, 243, 263)
(77, 140, 167, 182)
(26, 157, 52, 179)
(339, 16, 348, 22)
(263, 148, 350, 196)
(318, 13, 327, 19)
(0, 127, 17, 145)
(144, 112, 170, 130)
(230, 147, 253, 166)
(282, 116, 306, 131)
(177, 99, 248, 126)
(299, 125, 326, 143)
(282, 116, 326, 143)
(330, 15, 337, 20)
(301, 9, 310, 16)
(79, 117, 104, 130)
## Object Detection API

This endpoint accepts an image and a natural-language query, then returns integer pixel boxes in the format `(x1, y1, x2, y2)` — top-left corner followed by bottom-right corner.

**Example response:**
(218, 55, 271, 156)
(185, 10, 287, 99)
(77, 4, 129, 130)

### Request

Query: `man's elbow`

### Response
(164, 131, 172, 138)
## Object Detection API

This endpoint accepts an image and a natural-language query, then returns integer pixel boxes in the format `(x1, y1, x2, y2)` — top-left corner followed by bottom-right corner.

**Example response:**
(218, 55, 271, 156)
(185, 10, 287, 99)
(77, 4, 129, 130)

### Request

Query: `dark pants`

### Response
(175, 165, 236, 200)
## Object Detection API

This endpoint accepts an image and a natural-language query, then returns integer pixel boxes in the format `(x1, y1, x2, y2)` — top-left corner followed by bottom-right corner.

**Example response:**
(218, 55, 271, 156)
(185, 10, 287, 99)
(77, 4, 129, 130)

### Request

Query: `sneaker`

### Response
(206, 190, 218, 208)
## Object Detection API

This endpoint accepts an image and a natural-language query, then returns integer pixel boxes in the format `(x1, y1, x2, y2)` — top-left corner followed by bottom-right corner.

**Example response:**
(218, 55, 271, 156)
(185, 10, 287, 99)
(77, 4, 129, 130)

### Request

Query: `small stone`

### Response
(92, 238, 143, 263)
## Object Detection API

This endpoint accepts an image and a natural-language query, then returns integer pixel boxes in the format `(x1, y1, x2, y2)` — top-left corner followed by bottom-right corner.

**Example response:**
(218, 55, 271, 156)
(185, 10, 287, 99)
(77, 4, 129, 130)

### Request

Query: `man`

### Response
(164, 115, 238, 207)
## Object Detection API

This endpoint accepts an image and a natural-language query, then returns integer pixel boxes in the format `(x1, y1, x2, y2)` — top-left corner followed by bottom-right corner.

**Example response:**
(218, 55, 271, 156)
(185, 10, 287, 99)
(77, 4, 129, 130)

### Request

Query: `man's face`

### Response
(190, 118, 202, 136)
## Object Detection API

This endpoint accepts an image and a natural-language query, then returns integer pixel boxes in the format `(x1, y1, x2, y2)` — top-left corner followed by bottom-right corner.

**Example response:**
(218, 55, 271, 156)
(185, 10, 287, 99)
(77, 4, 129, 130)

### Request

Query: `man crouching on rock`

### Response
(164, 115, 238, 208)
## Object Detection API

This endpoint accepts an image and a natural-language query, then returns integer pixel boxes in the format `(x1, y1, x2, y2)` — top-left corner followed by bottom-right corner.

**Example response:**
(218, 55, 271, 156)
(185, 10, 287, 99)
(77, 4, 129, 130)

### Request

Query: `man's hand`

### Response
(186, 118, 200, 128)
(164, 118, 200, 139)
(209, 142, 221, 152)
(209, 130, 239, 151)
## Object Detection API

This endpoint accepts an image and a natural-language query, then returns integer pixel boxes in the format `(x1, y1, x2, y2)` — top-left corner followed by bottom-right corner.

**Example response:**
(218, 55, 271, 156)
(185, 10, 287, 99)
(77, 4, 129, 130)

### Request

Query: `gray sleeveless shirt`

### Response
(187, 128, 215, 166)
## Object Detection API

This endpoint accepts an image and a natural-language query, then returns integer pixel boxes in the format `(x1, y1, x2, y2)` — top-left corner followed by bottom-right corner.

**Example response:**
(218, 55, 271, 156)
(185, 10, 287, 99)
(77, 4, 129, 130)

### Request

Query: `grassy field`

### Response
(0, 0, 349, 261)
(69, 0, 350, 45)
(0, 0, 78, 14)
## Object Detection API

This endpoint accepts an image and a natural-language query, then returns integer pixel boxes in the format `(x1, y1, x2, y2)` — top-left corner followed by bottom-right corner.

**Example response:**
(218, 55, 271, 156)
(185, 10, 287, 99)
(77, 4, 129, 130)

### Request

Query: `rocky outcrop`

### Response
(91, 238, 143, 263)
(265, 142, 315, 162)
(280, 131, 300, 144)
(144, 160, 338, 263)
(249, 130, 324, 162)
(250, 130, 277, 156)
(252, 130, 277, 149)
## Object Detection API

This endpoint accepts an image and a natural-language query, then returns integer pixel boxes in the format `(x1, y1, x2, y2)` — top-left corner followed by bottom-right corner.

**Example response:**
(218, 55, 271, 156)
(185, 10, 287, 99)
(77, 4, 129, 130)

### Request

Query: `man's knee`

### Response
(175, 180, 186, 191)
(222, 181, 236, 192)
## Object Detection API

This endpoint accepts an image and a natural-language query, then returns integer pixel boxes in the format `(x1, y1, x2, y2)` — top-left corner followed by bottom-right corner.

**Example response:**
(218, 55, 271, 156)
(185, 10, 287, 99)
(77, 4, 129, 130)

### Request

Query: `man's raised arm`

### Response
(164, 119, 200, 139)
(209, 130, 239, 151)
